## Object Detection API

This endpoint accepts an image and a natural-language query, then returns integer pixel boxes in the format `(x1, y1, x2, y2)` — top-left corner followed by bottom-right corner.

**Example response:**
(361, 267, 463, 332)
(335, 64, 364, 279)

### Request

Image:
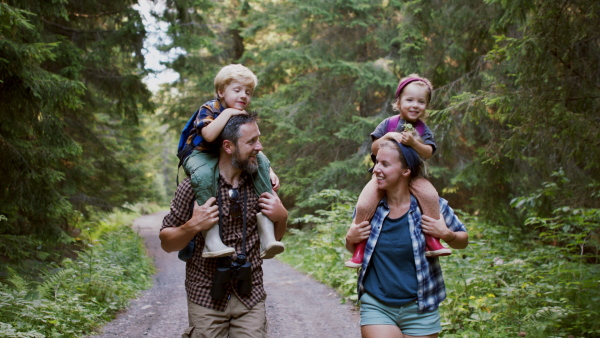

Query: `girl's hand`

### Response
(400, 131, 417, 146)
(383, 132, 404, 144)
(345, 220, 371, 245)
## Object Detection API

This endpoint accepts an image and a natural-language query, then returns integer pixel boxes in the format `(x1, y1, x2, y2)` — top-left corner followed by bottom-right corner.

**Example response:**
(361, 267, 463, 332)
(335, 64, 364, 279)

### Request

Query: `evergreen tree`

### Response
(0, 0, 154, 239)
(155, 0, 599, 224)
(433, 0, 600, 220)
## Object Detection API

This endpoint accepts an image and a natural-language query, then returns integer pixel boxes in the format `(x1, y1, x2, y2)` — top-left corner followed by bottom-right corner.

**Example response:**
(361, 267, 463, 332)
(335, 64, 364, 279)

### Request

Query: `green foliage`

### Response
(281, 189, 600, 336)
(0, 209, 154, 337)
(442, 215, 600, 337)
(279, 189, 359, 300)
(511, 169, 600, 261)
(433, 0, 600, 221)
(0, 0, 158, 240)
(154, 0, 599, 228)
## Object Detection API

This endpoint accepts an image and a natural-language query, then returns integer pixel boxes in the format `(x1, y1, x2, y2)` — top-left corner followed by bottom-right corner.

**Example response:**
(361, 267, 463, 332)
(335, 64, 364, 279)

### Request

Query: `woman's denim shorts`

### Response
(360, 292, 441, 336)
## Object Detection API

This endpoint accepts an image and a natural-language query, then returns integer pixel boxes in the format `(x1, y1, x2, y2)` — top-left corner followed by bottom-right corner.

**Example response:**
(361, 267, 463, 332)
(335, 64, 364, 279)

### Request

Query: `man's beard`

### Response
(232, 148, 258, 174)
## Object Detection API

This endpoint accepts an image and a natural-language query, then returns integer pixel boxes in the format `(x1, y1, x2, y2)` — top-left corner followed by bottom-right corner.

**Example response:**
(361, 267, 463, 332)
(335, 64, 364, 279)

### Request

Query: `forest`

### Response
(1, 0, 599, 336)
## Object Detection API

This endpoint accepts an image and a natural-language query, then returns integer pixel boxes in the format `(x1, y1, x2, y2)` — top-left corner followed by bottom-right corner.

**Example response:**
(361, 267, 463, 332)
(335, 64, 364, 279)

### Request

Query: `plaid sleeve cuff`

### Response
(440, 198, 467, 233)
(161, 178, 194, 230)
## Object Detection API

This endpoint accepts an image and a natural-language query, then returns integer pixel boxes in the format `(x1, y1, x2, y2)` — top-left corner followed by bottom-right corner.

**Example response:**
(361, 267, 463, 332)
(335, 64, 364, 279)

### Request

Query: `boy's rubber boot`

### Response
(425, 235, 452, 257)
(201, 225, 235, 258)
(345, 240, 366, 269)
(256, 212, 285, 259)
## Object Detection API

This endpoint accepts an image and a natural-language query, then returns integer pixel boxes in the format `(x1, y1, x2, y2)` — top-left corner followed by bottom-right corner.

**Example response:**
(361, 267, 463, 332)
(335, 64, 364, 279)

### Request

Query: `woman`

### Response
(345, 139, 468, 338)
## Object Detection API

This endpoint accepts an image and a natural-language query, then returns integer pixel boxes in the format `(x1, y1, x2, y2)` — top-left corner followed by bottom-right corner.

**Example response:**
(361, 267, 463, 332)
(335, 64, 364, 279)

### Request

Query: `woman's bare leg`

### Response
(361, 324, 403, 338)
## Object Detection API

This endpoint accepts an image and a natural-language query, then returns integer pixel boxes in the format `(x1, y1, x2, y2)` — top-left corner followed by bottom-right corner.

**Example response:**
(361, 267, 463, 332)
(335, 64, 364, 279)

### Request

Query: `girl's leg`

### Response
(345, 175, 384, 268)
(409, 178, 451, 257)
(355, 175, 384, 223)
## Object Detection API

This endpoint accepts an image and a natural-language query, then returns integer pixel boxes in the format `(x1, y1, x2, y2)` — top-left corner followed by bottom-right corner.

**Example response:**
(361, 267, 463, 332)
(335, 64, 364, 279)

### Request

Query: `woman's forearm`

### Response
(442, 230, 468, 249)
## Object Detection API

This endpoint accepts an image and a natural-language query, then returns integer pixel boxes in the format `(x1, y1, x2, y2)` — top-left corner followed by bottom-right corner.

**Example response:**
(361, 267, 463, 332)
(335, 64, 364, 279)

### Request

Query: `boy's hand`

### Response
(222, 108, 248, 117)
(269, 168, 280, 191)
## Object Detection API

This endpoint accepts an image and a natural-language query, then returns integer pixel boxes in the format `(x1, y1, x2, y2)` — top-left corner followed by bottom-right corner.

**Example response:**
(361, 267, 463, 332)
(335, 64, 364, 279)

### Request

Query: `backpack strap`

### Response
(386, 115, 401, 133)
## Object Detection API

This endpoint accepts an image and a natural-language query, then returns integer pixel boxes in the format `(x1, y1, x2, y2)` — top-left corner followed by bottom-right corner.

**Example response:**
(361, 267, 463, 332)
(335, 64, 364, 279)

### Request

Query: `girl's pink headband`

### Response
(395, 77, 432, 100)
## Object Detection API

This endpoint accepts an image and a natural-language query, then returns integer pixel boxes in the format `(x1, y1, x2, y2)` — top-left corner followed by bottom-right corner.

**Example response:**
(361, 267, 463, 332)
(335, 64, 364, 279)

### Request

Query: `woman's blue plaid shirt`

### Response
(356, 195, 467, 313)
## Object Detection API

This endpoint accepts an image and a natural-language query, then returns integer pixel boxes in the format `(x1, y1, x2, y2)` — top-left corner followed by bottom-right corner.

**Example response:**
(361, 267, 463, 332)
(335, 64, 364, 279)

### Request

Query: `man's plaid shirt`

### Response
(161, 176, 265, 311)
(357, 195, 467, 313)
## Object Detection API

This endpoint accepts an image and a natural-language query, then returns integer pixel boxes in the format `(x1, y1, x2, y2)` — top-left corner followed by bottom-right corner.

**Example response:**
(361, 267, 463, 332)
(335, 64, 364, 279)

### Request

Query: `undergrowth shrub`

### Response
(279, 189, 600, 337)
(0, 205, 155, 337)
(279, 189, 358, 300)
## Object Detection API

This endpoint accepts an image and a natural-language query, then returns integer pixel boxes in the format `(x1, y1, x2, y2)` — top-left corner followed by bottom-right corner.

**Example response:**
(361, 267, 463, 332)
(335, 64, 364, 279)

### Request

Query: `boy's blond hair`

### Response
(214, 64, 258, 98)
(392, 73, 433, 112)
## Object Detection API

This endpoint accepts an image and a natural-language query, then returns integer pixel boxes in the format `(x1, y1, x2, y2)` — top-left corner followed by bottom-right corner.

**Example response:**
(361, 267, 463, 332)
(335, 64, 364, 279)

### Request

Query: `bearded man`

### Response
(160, 112, 288, 338)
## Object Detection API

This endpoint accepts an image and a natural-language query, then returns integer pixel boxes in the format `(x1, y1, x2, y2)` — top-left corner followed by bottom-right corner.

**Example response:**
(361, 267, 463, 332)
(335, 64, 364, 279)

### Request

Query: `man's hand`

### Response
(258, 192, 287, 223)
(159, 197, 219, 253)
(258, 192, 288, 240)
(269, 168, 280, 191)
(185, 197, 219, 233)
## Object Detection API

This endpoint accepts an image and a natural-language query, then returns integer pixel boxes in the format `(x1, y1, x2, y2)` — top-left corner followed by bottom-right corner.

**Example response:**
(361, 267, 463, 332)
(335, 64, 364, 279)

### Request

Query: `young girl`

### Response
(345, 74, 451, 269)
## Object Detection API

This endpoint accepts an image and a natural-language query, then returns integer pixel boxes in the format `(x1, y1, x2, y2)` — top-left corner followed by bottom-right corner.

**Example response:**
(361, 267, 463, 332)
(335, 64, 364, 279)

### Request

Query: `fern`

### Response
(0, 322, 45, 338)
(4, 268, 27, 292)
(36, 268, 77, 300)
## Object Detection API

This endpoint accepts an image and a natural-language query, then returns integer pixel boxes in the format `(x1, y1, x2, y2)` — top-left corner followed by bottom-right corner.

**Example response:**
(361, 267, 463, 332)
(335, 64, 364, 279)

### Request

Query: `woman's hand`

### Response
(422, 214, 469, 249)
(345, 220, 371, 253)
(421, 214, 452, 239)
(346, 220, 371, 245)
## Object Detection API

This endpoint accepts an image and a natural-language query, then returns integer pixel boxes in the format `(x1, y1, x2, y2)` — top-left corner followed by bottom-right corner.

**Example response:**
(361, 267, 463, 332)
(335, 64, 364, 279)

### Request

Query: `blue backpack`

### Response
(176, 108, 204, 184)
(177, 109, 201, 165)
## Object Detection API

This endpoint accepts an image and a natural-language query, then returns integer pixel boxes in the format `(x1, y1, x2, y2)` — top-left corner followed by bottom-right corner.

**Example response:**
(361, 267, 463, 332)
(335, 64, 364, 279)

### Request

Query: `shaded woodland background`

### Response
(1, 0, 599, 336)
(2, 0, 598, 238)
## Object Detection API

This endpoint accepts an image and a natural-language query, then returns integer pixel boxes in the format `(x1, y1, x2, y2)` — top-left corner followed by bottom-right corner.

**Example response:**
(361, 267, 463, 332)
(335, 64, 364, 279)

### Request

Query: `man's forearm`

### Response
(159, 223, 200, 253)
(273, 218, 287, 241)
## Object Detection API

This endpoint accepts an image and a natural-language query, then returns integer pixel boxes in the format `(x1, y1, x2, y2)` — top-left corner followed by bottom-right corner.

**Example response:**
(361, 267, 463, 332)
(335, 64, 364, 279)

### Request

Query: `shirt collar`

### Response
(219, 172, 249, 189)
(214, 99, 226, 113)
(378, 195, 419, 213)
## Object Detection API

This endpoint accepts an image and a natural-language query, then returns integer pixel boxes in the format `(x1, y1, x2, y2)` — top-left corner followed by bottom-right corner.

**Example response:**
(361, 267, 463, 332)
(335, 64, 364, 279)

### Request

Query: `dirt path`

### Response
(90, 210, 361, 338)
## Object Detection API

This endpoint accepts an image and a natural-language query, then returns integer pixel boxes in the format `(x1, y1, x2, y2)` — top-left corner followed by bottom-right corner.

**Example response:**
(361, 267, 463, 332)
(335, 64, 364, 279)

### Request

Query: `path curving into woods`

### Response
(89, 210, 361, 338)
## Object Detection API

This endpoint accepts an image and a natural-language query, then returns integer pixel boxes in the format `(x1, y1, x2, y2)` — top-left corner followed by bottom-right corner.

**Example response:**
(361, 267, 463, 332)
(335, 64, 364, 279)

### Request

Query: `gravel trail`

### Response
(90, 210, 361, 338)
